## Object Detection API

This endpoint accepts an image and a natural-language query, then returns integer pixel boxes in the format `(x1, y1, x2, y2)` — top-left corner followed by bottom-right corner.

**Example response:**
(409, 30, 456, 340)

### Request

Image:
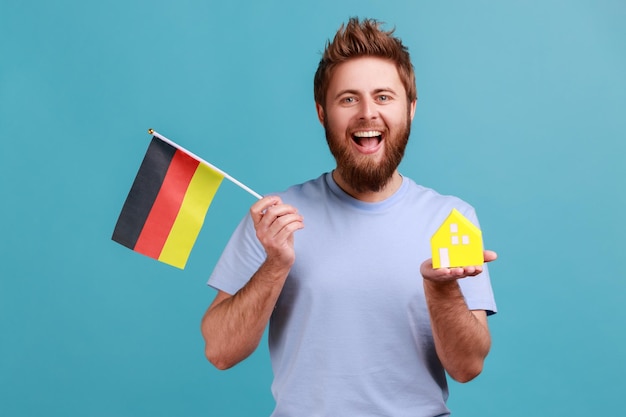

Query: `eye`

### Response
(378, 95, 390, 102)
(342, 96, 356, 104)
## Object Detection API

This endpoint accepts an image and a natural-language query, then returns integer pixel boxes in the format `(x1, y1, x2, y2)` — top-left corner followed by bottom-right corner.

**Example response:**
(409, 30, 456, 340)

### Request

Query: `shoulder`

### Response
(400, 177, 479, 224)
(404, 177, 473, 208)
(272, 173, 332, 204)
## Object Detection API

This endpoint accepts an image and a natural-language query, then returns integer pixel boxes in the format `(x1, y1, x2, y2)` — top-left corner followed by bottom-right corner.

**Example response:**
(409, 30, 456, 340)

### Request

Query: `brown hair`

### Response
(313, 17, 417, 108)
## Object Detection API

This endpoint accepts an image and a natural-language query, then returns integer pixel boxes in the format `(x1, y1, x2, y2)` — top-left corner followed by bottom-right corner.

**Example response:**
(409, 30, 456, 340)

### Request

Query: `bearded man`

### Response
(201, 17, 497, 417)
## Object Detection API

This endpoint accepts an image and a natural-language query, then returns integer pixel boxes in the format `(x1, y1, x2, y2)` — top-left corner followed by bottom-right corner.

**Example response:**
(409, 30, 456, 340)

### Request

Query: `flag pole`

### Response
(148, 129, 263, 200)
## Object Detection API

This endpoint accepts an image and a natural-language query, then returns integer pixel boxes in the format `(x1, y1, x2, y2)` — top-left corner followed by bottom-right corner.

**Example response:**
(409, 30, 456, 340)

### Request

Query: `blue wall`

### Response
(1, 1, 625, 415)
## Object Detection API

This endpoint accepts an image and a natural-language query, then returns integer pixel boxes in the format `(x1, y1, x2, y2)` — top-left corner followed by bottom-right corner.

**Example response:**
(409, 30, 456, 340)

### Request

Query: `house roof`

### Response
(433, 208, 481, 237)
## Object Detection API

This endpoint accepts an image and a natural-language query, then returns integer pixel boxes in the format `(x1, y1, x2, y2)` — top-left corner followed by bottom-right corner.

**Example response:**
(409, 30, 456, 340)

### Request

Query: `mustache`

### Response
(349, 122, 387, 131)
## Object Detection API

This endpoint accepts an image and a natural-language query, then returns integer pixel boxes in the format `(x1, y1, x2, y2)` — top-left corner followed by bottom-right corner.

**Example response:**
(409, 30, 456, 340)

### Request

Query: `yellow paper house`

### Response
(431, 209, 484, 268)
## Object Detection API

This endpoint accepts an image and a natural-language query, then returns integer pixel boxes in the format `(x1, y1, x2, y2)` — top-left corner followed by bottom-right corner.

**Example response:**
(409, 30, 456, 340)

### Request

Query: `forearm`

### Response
(201, 260, 290, 370)
(423, 280, 491, 382)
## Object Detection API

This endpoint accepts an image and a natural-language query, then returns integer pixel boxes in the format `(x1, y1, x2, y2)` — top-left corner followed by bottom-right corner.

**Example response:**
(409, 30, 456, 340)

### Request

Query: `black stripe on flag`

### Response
(112, 137, 177, 249)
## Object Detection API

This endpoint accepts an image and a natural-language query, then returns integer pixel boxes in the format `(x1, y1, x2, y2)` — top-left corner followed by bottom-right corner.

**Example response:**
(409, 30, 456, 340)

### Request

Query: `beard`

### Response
(324, 116, 411, 193)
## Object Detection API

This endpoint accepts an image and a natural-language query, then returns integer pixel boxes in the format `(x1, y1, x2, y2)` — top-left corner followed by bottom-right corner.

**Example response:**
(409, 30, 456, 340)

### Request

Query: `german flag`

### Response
(112, 136, 224, 269)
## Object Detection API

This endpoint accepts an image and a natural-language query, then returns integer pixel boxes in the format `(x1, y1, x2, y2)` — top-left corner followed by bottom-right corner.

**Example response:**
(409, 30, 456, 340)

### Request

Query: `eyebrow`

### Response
(333, 89, 359, 100)
(373, 88, 397, 95)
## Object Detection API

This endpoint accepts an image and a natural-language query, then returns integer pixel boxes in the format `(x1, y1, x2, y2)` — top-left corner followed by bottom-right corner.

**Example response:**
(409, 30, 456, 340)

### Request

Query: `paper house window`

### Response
(462, 235, 470, 245)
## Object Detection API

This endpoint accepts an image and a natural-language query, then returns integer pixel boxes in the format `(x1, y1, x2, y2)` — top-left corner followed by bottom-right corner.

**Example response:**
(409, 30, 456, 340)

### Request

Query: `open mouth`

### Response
(352, 130, 383, 152)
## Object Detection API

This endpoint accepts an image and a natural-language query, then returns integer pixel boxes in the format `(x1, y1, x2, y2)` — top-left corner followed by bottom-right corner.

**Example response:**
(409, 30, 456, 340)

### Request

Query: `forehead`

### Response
(327, 56, 405, 95)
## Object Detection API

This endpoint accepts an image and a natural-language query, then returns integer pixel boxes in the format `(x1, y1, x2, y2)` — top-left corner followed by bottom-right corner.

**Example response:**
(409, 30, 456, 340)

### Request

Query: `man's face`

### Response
(317, 56, 416, 193)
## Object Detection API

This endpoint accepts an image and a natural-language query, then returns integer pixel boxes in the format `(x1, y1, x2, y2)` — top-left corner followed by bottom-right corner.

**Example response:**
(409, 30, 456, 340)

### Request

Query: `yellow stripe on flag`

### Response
(158, 163, 224, 269)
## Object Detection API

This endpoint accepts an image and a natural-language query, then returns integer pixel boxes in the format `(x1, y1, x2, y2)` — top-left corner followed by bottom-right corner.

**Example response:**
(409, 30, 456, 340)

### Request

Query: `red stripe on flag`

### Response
(133, 150, 200, 259)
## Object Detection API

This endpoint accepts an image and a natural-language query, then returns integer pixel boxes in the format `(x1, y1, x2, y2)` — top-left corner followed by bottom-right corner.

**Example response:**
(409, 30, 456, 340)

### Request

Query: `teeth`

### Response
(353, 131, 382, 138)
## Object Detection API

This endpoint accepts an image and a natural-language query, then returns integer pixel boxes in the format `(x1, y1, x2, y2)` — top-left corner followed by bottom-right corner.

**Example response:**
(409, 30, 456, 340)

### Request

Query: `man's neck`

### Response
(332, 170, 403, 203)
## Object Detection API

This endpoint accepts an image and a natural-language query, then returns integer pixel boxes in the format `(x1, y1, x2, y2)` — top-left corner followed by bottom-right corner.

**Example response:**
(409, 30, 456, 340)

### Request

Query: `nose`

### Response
(358, 99, 378, 120)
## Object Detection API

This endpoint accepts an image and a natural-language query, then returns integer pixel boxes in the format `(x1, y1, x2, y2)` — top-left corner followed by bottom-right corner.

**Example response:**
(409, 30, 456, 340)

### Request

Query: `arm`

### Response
(201, 196, 304, 370)
(420, 250, 497, 382)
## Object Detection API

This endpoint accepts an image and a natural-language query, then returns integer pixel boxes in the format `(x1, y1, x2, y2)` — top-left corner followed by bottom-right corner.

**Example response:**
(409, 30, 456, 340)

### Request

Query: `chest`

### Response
(283, 210, 432, 311)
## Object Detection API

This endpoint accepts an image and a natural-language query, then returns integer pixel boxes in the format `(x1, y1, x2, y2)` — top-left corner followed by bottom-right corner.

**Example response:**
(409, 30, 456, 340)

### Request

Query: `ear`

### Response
(315, 102, 325, 125)
(409, 100, 417, 121)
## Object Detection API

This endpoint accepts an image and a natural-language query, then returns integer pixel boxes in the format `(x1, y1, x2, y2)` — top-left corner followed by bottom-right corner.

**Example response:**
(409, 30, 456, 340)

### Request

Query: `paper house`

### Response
(431, 208, 484, 268)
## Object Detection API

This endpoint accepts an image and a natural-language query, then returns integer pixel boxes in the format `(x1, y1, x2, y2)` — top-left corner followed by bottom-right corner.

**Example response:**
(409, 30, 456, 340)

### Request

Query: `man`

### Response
(201, 17, 497, 416)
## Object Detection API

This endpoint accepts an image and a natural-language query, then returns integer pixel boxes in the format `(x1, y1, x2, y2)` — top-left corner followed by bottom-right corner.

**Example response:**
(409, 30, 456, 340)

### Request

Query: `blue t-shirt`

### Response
(208, 173, 497, 417)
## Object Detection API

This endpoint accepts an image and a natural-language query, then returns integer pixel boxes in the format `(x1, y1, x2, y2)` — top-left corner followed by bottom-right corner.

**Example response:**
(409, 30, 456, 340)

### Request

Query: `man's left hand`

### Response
(420, 250, 498, 283)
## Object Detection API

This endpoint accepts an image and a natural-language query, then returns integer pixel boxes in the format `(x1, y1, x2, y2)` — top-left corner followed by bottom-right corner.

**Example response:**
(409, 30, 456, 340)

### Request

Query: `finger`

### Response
(431, 268, 464, 281)
(272, 216, 305, 243)
(462, 265, 483, 277)
(463, 266, 477, 275)
(421, 259, 457, 280)
(421, 257, 485, 282)
(470, 265, 484, 276)
(419, 258, 434, 277)
(258, 204, 300, 232)
(266, 212, 304, 240)
(449, 267, 467, 278)
(483, 250, 498, 263)
(250, 196, 282, 224)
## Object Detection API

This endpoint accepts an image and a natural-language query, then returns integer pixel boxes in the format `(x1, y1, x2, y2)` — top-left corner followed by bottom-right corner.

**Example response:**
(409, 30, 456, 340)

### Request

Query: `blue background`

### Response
(1, 0, 625, 415)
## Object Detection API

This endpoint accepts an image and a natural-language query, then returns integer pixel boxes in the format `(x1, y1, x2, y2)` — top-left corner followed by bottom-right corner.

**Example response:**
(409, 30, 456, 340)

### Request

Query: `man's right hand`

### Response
(250, 196, 304, 270)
